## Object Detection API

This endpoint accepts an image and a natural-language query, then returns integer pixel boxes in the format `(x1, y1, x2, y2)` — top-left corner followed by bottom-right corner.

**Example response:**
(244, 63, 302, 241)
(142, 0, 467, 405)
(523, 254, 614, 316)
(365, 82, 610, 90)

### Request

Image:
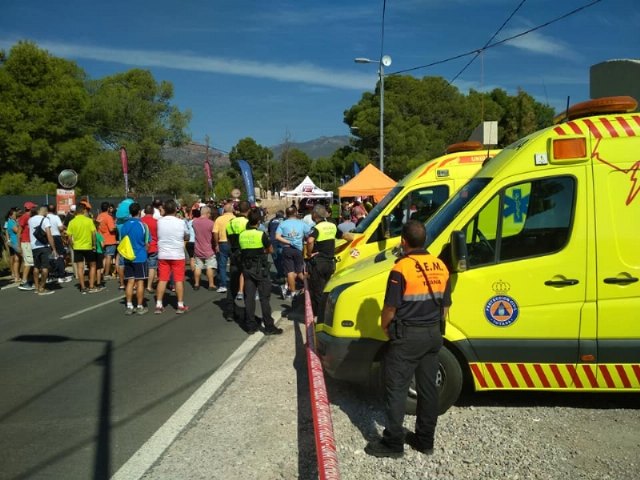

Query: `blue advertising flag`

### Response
(353, 161, 360, 176)
(237, 159, 256, 206)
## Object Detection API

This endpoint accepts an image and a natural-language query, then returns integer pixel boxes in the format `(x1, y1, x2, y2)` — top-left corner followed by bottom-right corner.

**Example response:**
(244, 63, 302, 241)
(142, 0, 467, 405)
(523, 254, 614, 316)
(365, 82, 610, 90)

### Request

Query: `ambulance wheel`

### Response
(405, 347, 463, 415)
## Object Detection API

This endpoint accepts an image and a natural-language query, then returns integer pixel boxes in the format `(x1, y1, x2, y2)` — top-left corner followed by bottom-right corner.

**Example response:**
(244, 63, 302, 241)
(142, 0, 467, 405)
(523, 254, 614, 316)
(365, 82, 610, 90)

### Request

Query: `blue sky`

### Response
(1, 0, 638, 153)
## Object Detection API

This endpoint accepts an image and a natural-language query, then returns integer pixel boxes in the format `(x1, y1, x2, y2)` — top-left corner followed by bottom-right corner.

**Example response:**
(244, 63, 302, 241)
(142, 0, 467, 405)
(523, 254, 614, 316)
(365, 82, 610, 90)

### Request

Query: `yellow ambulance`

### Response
(335, 142, 500, 273)
(317, 96, 640, 414)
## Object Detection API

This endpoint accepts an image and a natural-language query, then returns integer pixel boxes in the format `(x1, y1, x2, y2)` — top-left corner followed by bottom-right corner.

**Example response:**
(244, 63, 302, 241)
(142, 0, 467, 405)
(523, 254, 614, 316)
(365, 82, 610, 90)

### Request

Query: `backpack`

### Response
(33, 217, 48, 245)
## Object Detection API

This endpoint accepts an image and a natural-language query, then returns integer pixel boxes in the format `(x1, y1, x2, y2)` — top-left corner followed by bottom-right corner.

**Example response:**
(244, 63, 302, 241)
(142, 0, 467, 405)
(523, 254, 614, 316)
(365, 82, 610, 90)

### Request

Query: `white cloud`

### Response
(498, 29, 579, 60)
(0, 38, 374, 91)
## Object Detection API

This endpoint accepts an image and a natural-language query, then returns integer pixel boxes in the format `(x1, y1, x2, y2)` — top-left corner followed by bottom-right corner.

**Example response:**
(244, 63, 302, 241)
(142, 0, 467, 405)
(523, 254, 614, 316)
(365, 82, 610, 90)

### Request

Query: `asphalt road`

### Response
(0, 276, 288, 480)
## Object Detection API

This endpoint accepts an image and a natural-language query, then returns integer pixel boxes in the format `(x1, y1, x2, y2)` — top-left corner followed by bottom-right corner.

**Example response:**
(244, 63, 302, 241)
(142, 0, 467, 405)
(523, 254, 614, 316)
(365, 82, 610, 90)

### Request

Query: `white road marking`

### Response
(111, 312, 282, 480)
(60, 296, 123, 319)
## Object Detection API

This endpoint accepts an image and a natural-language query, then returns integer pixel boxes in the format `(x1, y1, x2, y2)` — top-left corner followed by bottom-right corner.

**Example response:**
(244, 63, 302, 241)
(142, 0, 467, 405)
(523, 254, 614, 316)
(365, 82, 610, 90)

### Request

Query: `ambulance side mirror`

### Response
(380, 215, 391, 239)
(450, 230, 468, 272)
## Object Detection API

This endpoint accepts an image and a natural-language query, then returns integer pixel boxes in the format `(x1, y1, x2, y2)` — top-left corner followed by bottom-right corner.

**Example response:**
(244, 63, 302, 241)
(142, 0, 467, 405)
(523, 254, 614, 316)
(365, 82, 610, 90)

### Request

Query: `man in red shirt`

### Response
(96, 201, 118, 279)
(17, 201, 37, 290)
(141, 204, 159, 292)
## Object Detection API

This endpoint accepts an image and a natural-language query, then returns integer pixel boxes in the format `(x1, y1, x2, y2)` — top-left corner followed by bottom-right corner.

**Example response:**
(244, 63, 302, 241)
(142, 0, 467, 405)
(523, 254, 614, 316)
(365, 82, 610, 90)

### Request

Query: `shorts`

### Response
(147, 252, 158, 269)
(195, 255, 217, 270)
(282, 247, 304, 274)
(32, 247, 51, 270)
(124, 261, 149, 280)
(21, 242, 34, 266)
(158, 258, 186, 282)
(104, 244, 117, 256)
(186, 242, 195, 258)
(74, 249, 97, 263)
(8, 245, 18, 256)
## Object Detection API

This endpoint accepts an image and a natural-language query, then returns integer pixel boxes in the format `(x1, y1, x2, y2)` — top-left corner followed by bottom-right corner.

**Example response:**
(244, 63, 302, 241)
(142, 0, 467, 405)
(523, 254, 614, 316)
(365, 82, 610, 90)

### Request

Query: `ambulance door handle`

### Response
(544, 279, 579, 287)
(604, 276, 638, 285)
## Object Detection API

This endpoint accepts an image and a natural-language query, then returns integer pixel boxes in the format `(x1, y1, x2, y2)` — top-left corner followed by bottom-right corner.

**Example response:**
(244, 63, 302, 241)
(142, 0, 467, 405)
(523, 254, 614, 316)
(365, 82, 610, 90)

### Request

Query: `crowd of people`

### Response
(1, 195, 355, 332)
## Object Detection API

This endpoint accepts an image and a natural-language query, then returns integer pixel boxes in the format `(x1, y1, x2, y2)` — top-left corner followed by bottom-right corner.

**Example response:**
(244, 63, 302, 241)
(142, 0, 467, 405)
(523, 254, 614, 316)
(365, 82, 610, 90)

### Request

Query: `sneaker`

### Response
(87, 286, 103, 294)
(216, 286, 227, 293)
(154, 306, 165, 315)
(18, 282, 35, 291)
(58, 278, 66, 284)
(405, 432, 434, 455)
(364, 439, 403, 459)
(264, 326, 283, 336)
(176, 305, 190, 314)
(37, 289, 55, 296)
(280, 284, 288, 299)
(193, 285, 200, 291)
(81, 289, 88, 294)
(208, 286, 216, 291)
(136, 306, 149, 315)
(235, 293, 244, 301)
(124, 307, 135, 315)
(118, 285, 125, 290)
(63, 276, 73, 283)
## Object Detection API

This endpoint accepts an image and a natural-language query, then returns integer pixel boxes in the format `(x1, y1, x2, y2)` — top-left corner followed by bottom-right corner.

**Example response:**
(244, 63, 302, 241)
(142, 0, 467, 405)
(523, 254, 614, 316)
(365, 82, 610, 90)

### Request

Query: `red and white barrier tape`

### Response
(303, 277, 340, 480)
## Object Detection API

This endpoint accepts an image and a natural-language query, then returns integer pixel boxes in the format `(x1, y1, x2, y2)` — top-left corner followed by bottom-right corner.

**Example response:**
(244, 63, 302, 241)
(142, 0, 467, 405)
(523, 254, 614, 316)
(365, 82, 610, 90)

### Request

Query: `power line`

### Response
(379, 0, 387, 62)
(449, 0, 527, 84)
(391, 0, 603, 76)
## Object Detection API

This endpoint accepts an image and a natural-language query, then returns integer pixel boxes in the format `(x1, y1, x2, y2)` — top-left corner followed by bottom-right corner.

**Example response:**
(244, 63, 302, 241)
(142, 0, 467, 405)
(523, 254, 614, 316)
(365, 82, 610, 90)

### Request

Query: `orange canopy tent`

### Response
(338, 163, 397, 202)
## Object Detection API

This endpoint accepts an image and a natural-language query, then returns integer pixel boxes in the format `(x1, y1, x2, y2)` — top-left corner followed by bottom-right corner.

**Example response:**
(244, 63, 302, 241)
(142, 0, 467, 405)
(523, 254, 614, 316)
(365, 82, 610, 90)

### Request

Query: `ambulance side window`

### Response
(463, 176, 576, 268)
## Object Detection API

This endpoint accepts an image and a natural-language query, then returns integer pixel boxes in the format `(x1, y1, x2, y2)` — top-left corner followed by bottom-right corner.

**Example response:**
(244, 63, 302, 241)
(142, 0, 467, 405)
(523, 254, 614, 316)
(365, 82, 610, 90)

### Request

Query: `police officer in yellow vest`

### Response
(224, 201, 250, 320)
(365, 220, 451, 458)
(306, 204, 343, 317)
(238, 209, 283, 335)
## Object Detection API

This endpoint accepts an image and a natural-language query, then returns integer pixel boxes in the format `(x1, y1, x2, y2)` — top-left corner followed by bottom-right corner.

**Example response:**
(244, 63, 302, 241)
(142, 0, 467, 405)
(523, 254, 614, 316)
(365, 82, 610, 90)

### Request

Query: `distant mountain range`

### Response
(163, 135, 352, 171)
(270, 135, 351, 160)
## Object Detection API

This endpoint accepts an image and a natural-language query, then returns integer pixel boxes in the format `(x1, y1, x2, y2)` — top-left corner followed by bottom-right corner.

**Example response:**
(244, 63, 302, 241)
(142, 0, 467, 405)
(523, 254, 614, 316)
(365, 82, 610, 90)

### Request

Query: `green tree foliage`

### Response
(0, 41, 98, 182)
(229, 137, 273, 189)
(85, 68, 192, 195)
(345, 75, 555, 180)
(0, 172, 57, 195)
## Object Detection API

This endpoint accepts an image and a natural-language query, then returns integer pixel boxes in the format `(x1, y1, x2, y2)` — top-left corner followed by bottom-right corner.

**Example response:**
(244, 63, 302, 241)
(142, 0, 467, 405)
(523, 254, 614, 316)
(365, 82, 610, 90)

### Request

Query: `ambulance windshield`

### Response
(425, 177, 491, 246)
(353, 186, 403, 233)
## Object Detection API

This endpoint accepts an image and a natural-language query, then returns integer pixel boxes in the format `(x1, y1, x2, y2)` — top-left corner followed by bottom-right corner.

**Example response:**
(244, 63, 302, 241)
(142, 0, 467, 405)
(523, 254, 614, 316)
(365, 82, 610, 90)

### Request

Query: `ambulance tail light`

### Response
(549, 137, 588, 164)
(450, 231, 468, 273)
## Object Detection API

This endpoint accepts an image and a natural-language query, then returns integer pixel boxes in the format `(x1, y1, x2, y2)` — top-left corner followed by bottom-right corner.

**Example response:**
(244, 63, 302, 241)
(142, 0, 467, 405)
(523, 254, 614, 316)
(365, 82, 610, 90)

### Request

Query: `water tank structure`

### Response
(590, 59, 640, 110)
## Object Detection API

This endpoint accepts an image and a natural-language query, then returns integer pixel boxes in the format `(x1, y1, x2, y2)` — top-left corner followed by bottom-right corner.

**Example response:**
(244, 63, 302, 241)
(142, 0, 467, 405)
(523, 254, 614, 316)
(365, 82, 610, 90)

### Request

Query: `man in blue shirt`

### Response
(275, 206, 310, 299)
(120, 203, 149, 315)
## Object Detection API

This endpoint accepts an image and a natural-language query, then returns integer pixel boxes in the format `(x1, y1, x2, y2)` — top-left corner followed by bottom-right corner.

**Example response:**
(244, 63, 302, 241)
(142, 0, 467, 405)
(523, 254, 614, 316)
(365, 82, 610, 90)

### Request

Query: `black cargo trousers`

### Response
(383, 322, 442, 449)
(307, 256, 335, 316)
(242, 258, 275, 332)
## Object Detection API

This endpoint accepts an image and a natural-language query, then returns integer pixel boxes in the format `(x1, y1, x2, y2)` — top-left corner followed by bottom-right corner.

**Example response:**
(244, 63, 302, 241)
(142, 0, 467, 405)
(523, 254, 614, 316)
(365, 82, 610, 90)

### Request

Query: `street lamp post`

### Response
(354, 55, 392, 173)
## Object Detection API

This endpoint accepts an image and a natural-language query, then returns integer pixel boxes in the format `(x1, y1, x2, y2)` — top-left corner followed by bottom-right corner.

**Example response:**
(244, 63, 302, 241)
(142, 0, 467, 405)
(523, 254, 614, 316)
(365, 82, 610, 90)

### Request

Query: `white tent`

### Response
(281, 176, 333, 200)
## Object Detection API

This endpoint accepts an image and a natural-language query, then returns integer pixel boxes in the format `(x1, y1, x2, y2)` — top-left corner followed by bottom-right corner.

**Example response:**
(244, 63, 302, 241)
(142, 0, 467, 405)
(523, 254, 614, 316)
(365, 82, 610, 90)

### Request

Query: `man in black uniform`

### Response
(306, 204, 342, 317)
(365, 220, 452, 458)
(238, 209, 283, 336)
(224, 201, 249, 320)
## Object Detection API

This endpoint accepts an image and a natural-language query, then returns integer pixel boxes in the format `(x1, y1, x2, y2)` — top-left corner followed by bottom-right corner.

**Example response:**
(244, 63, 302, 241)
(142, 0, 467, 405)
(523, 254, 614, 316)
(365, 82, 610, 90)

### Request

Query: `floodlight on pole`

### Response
(353, 55, 391, 173)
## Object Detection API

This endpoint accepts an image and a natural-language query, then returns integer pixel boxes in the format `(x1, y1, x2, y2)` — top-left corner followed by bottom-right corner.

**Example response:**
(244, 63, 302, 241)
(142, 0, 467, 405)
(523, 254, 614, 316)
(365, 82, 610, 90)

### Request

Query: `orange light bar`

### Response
(446, 141, 483, 154)
(553, 96, 638, 124)
(553, 138, 587, 160)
